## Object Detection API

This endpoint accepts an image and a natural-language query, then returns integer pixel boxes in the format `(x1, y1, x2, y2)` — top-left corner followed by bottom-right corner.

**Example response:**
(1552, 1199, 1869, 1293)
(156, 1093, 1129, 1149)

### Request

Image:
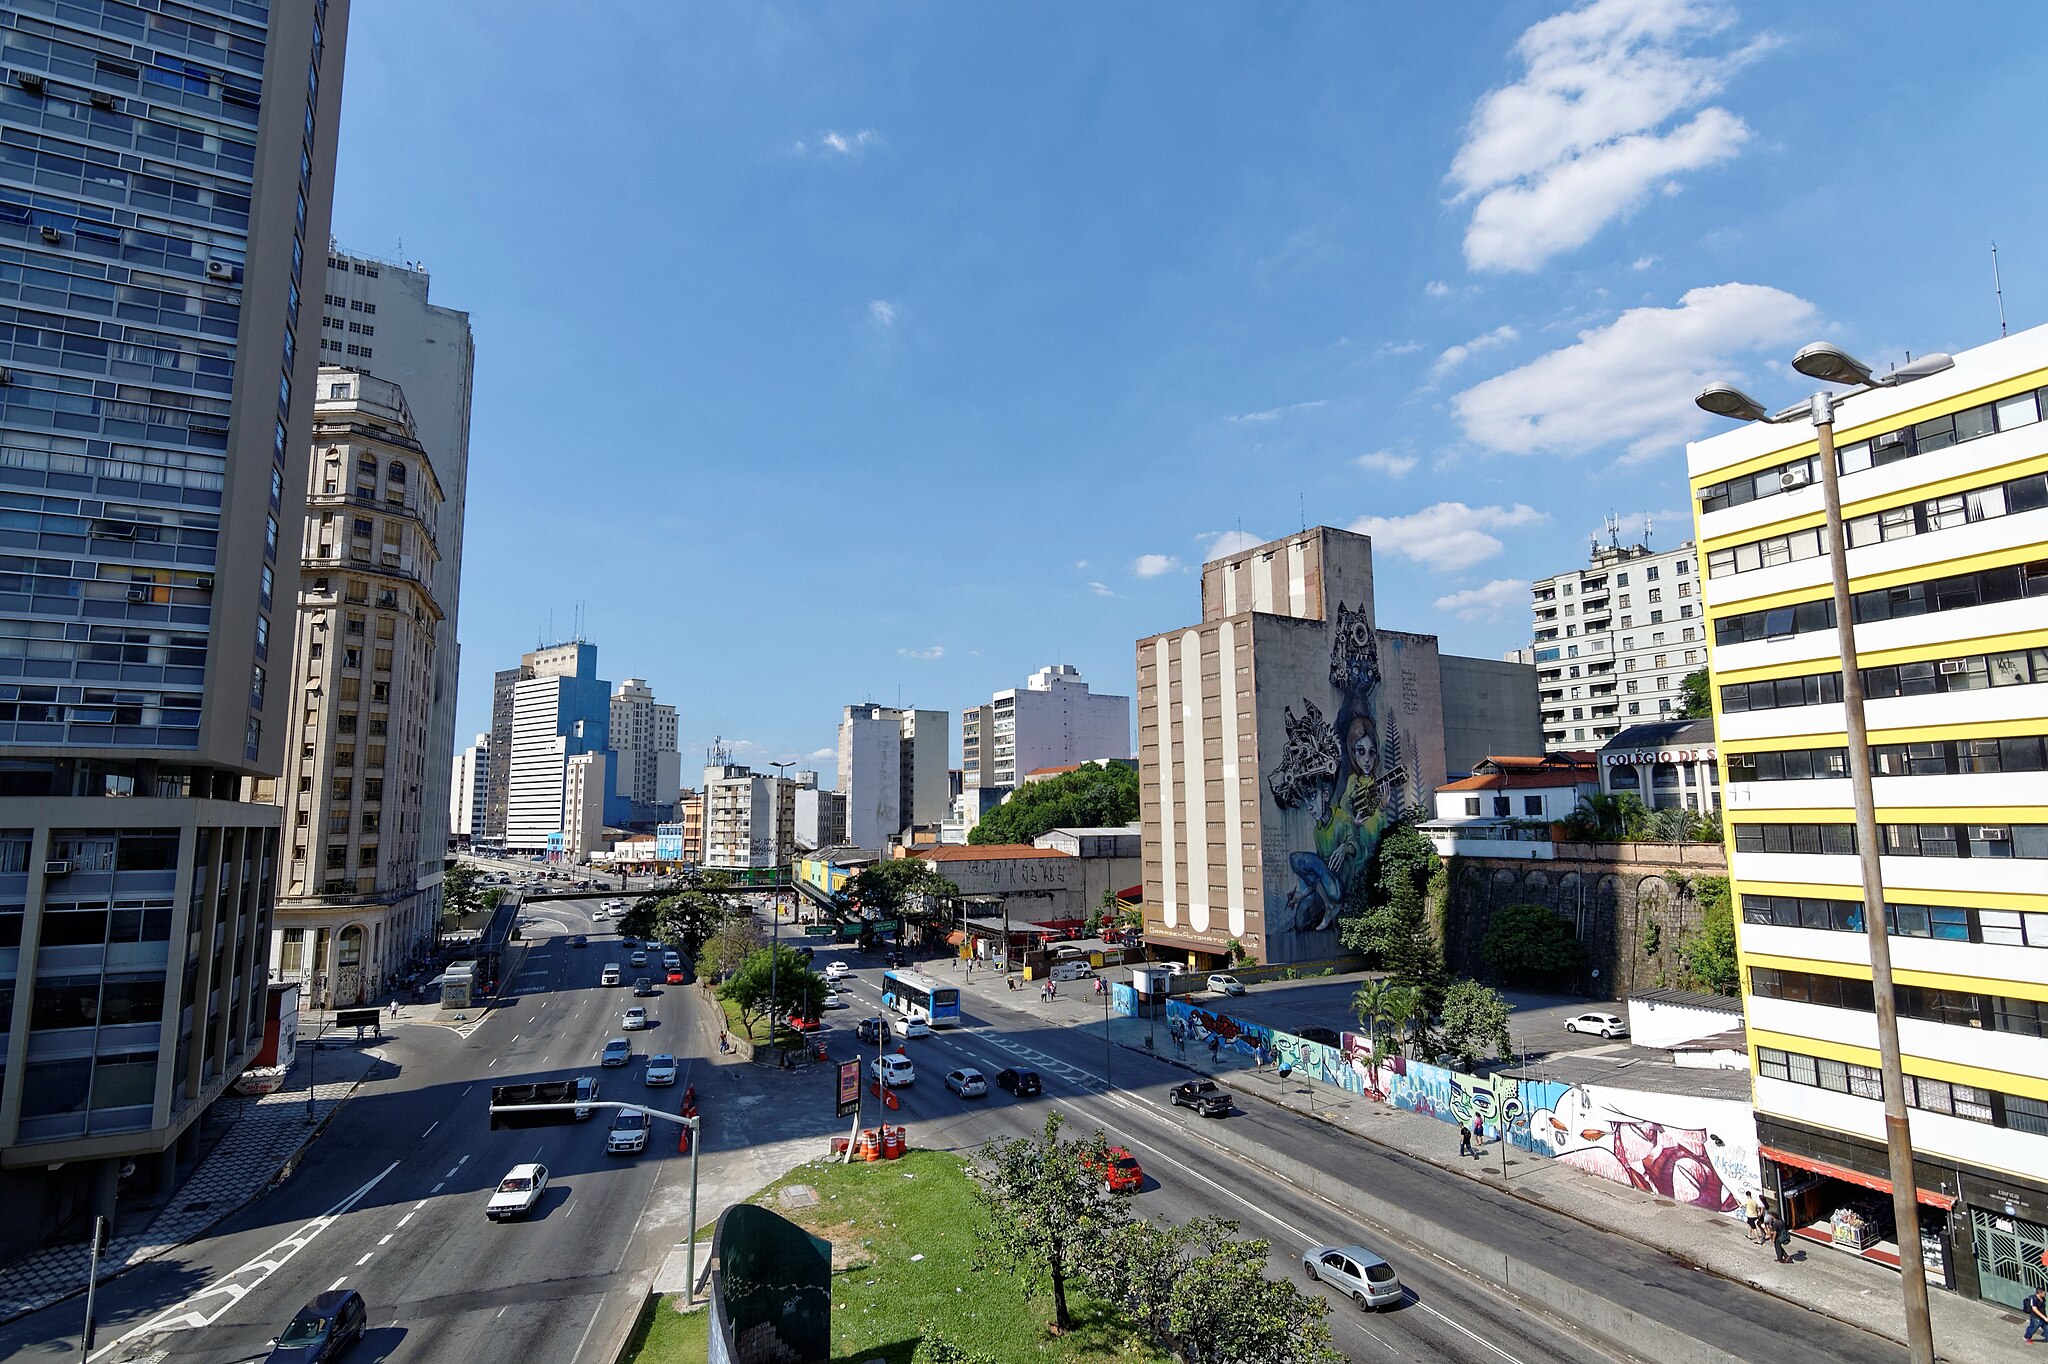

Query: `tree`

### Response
(1559, 791, 1648, 841)
(974, 1111, 1131, 1333)
(1479, 903, 1586, 984)
(968, 763, 1138, 845)
(620, 888, 727, 958)
(1678, 875, 1738, 994)
(1676, 667, 1713, 720)
(717, 945, 825, 1035)
(1337, 823, 1445, 998)
(443, 863, 483, 919)
(1436, 979, 1514, 1070)
(1350, 977, 1400, 1062)
(843, 859, 959, 925)
(697, 913, 761, 983)
(1083, 1216, 1340, 1364)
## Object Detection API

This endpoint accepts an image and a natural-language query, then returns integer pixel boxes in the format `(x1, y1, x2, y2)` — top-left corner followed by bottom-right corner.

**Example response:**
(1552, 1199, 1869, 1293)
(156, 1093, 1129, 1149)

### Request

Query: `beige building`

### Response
(702, 763, 795, 869)
(561, 751, 607, 864)
(270, 370, 444, 1008)
(676, 789, 704, 865)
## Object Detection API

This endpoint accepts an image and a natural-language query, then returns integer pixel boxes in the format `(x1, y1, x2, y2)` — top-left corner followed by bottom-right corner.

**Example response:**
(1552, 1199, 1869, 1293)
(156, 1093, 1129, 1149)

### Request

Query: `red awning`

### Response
(945, 930, 966, 946)
(1116, 885, 1142, 902)
(1760, 1145, 1955, 1210)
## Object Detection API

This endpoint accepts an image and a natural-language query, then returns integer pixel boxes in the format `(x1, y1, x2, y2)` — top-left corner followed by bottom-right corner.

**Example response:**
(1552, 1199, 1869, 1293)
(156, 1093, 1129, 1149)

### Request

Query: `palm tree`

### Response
(1352, 977, 1396, 1058)
(1562, 791, 1648, 841)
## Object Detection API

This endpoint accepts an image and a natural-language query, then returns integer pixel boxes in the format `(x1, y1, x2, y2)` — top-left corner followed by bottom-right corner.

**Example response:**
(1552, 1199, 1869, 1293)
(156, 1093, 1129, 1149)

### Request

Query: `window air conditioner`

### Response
(89, 90, 116, 110)
(1874, 431, 1905, 449)
(194, 575, 214, 591)
(44, 860, 70, 875)
(40, 225, 61, 244)
(1974, 827, 2008, 842)
(1937, 660, 1963, 674)
(17, 73, 46, 94)
(205, 260, 236, 281)
(1778, 466, 1813, 491)
(126, 586, 149, 602)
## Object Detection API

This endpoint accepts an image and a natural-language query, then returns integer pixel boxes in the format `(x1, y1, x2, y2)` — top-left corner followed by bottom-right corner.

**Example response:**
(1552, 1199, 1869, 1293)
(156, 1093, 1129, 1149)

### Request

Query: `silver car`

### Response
(945, 1067, 987, 1098)
(1303, 1242, 1403, 1309)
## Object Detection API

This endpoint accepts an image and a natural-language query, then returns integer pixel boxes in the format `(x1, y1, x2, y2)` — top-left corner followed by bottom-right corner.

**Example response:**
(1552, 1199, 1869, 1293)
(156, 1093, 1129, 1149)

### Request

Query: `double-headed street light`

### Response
(1696, 343, 1952, 1364)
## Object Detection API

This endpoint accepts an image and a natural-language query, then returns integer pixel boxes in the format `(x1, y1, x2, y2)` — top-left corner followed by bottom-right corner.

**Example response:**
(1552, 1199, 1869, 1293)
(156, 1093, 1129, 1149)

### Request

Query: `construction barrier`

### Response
(830, 1136, 850, 1157)
(857, 1127, 881, 1162)
(883, 1087, 900, 1111)
(882, 1126, 905, 1159)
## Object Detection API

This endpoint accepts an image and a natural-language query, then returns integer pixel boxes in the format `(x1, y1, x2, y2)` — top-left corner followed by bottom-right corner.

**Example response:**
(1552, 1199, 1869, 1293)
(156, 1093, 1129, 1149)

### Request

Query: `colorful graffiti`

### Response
(1264, 604, 1411, 936)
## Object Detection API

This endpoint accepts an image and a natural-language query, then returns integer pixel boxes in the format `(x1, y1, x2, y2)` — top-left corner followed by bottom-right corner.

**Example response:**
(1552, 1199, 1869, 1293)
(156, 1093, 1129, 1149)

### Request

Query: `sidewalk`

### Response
(955, 965, 2036, 1364)
(0, 1041, 385, 1325)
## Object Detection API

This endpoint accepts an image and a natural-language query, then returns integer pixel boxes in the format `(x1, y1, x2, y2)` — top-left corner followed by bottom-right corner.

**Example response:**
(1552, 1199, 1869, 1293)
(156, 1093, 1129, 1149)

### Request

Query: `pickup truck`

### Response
(1170, 1079, 1231, 1117)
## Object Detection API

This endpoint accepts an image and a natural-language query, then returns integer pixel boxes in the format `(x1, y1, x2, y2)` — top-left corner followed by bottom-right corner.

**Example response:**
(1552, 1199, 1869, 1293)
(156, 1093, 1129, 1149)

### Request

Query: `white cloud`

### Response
(897, 645, 943, 660)
(1425, 280, 1454, 298)
(1200, 530, 1267, 562)
(793, 128, 879, 157)
(1452, 282, 1816, 462)
(1632, 254, 1660, 270)
(1375, 339, 1424, 357)
(808, 747, 836, 760)
(868, 299, 897, 328)
(1433, 578, 1532, 621)
(1430, 324, 1519, 380)
(1088, 581, 1117, 597)
(1132, 554, 1182, 579)
(1450, 0, 1770, 272)
(1348, 502, 1547, 571)
(1354, 450, 1419, 477)
(1073, 559, 1089, 570)
(1226, 399, 1327, 424)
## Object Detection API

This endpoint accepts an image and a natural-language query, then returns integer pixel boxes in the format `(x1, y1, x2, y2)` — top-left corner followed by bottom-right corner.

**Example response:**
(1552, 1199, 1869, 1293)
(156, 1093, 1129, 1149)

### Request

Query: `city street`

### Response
(0, 899, 700, 1364)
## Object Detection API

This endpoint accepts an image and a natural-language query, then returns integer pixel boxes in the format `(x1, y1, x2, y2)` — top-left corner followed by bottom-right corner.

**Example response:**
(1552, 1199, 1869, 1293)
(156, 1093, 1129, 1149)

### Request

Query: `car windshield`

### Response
(277, 1312, 330, 1345)
(615, 1113, 645, 1129)
(498, 1176, 532, 1192)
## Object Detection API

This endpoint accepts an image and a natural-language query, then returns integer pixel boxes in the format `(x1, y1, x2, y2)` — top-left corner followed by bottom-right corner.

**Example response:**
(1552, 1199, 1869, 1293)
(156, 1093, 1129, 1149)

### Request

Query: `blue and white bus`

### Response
(880, 969, 962, 1027)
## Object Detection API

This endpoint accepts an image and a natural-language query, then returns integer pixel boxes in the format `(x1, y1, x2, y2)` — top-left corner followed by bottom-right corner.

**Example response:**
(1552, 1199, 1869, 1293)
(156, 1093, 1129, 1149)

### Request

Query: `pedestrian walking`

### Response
(1764, 1208, 1791, 1264)
(718, 1029, 730, 1053)
(1741, 1189, 1763, 1242)
(2023, 1284, 2048, 1343)
(1208, 1034, 1220, 1061)
(1458, 1123, 1473, 1158)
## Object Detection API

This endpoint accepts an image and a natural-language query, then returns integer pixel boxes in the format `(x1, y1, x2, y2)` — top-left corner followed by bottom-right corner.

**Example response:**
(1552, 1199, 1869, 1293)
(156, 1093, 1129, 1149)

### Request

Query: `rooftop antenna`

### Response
(1993, 242, 2008, 338)
(1299, 493, 1306, 535)
(1643, 514, 1653, 550)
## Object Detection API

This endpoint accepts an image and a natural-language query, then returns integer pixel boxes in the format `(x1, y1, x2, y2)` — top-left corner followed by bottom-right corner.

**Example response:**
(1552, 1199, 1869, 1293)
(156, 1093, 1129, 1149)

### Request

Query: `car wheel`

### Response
(1565, 1021, 1578, 1034)
(1351, 1290, 1367, 1306)
(1305, 1262, 1319, 1281)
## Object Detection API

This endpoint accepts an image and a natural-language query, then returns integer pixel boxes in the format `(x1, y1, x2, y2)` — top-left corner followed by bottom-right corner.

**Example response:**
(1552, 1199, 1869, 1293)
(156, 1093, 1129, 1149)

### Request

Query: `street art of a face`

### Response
(1529, 1087, 1740, 1213)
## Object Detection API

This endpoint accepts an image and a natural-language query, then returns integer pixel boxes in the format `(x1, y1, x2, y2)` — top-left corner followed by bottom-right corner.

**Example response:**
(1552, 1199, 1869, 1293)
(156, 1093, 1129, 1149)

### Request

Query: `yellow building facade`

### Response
(1689, 325, 2048, 1307)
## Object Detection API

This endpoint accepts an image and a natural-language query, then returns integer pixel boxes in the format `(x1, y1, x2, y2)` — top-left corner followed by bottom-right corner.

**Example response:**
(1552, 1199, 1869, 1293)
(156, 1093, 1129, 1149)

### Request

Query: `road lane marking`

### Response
(461, 1084, 473, 1097)
(412, 1200, 427, 1211)
(510, 1033, 520, 1043)
(431, 1183, 445, 1194)
(378, 1234, 392, 1245)
(1408, 1299, 1524, 1363)
(488, 1057, 497, 1068)
(457, 1154, 469, 1166)
(445, 1167, 460, 1179)
(355, 1253, 373, 1266)
(397, 1213, 413, 1227)
(327, 1276, 347, 1291)
(421, 1120, 438, 1138)
(93, 1161, 399, 1361)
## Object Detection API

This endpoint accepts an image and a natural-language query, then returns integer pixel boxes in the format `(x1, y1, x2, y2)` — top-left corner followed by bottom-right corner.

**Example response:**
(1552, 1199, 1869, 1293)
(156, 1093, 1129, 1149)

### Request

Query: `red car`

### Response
(666, 969, 685, 984)
(1083, 1145, 1143, 1194)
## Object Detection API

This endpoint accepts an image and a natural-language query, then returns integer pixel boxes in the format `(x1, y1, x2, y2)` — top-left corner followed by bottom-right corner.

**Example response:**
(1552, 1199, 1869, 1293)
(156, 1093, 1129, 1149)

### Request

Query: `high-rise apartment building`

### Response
(960, 664, 1130, 793)
(838, 704, 949, 850)
(482, 659, 524, 847)
(1530, 539, 1703, 751)
(0, 0, 349, 1241)
(795, 784, 848, 850)
(701, 763, 794, 869)
(1138, 528, 1539, 966)
(609, 676, 679, 818)
(503, 641, 611, 856)
(1690, 324, 2048, 1307)
(271, 371, 443, 1008)
(675, 789, 703, 866)
(317, 247, 472, 911)
(450, 733, 488, 844)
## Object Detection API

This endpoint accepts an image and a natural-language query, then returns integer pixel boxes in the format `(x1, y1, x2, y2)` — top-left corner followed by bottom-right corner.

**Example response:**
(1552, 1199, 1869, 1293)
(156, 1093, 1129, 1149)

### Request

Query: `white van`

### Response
(1050, 960, 1095, 982)
(600, 963, 622, 986)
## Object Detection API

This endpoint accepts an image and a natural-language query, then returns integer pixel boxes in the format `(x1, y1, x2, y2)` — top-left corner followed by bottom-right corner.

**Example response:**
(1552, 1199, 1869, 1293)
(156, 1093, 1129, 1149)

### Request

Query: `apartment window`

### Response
(373, 649, 392, 673)
(1619, 594, 1632, 608)
(1464, 798, 1481, 816)
(1617, 573, 1629, 586)
(325, 846, 346, 870)
(1648, 588, 1662, 603)
(342, 647, 361, 669)
(345, 613, 364, 636)
(1524, 796, 1543, 816)
(365, 779, 383, 801)
(1678, 582, 1692, 598)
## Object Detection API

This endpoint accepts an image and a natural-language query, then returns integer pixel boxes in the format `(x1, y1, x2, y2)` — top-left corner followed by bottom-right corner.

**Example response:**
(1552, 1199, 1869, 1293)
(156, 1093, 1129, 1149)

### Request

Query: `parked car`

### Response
(1170, 1079, 1231, 1116)
(1296, 1025, 1342, 1047)
(1158, 962, 1187, 976)
(1302, 1242, 1403, 1309)
(607, 1110, 648, 1155)
(486, 1163, 549, 1221)
(622, 1006, 648, 1030)
(644, 1053, 677, 1086)
(995, 1067, 1041, 1097)
(945, 1067, 987, 1098)
(632, 977, 656, 997)
(600, 1038, 631, 1067)
(1207, 973, 1247, 996)
(573, 1075, 599, 1119)
(1566, 1012, 1629, 1039)
(264, 1288, 367, 1363)
(1082, 1145, 1144, 1194)
(871, 1055, 916, 1087)
(857, 1016, 892, 1045)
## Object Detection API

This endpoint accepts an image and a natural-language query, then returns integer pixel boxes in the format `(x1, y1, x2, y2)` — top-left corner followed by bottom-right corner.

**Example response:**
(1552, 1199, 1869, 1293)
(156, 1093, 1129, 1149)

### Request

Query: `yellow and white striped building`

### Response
(1689, 324, 2048, 1307)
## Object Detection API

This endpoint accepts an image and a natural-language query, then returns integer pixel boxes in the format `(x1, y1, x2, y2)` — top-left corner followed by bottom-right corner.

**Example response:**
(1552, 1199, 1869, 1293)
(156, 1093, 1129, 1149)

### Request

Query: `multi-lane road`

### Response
(0, 904, 1902, 1364)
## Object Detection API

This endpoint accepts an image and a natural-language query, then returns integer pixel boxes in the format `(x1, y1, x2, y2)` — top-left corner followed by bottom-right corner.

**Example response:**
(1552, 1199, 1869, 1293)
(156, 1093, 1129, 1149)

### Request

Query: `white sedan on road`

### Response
(486, 1163, 548, 1221)
(824, 960, 852, 980)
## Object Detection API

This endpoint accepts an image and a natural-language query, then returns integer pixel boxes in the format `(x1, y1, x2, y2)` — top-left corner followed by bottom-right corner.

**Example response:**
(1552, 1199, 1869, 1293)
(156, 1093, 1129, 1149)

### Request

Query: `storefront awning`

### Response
(945, 930, 967, 945)
(1761, 1145, 1955, 1210)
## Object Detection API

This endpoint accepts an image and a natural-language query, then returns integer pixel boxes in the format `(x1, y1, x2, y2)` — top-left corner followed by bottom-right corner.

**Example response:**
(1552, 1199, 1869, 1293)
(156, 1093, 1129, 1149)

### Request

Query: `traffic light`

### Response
(489, 1080, 580, 1129)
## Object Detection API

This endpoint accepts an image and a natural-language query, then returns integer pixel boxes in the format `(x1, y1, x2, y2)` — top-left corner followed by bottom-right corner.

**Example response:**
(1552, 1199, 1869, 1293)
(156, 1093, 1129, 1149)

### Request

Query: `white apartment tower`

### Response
(502, 642, 611, 856)
(450, 733, 489, 843)
(838, 704, 949, 850)
(609, 677, 680, 814)
(961, 664, 1131, 792)
(701, 763, 795, 869)
(1531, 538, 1704, 751)
(271, 371, 444, 1006)
(319, 247, 473, 920)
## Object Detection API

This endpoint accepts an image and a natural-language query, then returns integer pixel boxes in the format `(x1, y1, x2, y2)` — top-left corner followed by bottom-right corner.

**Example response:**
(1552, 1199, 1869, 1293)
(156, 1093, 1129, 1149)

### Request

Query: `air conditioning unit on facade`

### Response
(1778, 466, 1813, 491)
(89, 90, 115, 109)
(40, 225, 61, 244)
(1937, 660, 1963, 674)
(44, 860, 70, 875)
(1874, 431, 1905, 449)
(17, 72, 46, 94)
(205, 260, 236, 281)
(126, 586, 148, 602)
(1973, 827, 2008, 842)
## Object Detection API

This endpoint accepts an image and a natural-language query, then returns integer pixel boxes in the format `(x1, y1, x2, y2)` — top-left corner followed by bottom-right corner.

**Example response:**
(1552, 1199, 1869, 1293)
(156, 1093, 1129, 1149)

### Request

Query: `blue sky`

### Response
(328, 1, 2048, 786)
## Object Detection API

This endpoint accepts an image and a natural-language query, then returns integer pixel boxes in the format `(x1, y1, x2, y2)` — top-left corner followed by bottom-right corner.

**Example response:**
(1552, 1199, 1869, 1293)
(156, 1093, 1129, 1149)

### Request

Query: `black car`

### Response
(996, 1067, 1042, 1097)
(632, 977, 656, 997)
(1296, 1026, 1342, 1048)
(569, 935, 588, 948)
(797, 945, 815, 959)
(265, 1288, 366, 1363)
(883, 950, 904, 968)
(857, 1016, 892, 1045)
(1170, 1079, 1231, 1117)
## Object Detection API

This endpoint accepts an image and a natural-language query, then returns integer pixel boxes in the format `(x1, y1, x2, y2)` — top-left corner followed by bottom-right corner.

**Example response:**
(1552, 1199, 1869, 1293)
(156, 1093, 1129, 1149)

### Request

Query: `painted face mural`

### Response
(1266, 604, 1400, 936)
(1529, 1087, 1743, 1213)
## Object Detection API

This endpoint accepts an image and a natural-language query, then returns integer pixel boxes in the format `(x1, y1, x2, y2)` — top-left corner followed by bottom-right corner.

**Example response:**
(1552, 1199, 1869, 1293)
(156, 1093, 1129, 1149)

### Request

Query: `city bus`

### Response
(880, 969, 962, 1027)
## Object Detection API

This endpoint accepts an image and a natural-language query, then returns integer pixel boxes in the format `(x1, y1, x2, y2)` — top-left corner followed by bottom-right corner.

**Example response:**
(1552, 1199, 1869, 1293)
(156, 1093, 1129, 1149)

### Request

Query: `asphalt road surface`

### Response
(0, 898, 692, 1364)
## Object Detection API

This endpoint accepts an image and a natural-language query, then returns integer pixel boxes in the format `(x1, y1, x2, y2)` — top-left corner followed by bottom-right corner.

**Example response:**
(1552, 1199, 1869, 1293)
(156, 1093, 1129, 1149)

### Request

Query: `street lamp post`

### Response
(1696, 345, 1954, 1364)
(768, 760, 795, 1058)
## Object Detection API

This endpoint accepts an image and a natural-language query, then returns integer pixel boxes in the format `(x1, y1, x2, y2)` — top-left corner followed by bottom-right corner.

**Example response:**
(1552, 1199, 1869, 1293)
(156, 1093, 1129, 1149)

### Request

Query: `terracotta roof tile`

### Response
(913, 844, 1071, 862)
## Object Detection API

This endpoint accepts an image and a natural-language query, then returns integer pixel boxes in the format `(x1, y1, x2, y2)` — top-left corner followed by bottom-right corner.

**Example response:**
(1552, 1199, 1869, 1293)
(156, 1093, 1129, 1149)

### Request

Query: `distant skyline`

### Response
(326, 1, 2048, 787)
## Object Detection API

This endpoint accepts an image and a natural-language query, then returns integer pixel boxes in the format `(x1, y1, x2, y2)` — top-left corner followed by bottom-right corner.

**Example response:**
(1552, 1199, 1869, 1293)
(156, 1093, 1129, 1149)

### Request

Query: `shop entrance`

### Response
(1770, 1157, 1952, 1289)
(1969, 1207, 2048, 1310)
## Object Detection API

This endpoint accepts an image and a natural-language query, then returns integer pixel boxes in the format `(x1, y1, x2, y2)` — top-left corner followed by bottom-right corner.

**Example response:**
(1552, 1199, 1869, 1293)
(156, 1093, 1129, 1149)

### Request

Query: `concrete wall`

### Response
(1439, 654, 1542, 776)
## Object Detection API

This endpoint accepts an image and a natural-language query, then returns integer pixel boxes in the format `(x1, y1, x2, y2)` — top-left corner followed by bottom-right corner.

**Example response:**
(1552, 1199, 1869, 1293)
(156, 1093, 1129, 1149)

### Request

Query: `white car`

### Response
(821, 990, 850, 1010)
(1565, 1012, 1629, 1039)
(1303, 1242, 1403, 1309)
(945, 1067, 987, 1098)
(622, 1006, 649, 1031)
(824, 960, 852, 980)
(644, 1053, 677, 1086)
(1208, 973, 1247, 996)
(607, 1110, 648, 1155)
(592, 909, 611, 922)
(871, 1055, 915, 1087)
(899, 1017, 930, 1039)
(486, 1163, 548, 1221)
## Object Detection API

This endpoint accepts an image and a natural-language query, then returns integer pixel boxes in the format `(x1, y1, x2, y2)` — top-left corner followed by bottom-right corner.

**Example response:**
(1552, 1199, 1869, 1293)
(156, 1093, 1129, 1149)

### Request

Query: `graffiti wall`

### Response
(1163, 1000, 1758, 1217)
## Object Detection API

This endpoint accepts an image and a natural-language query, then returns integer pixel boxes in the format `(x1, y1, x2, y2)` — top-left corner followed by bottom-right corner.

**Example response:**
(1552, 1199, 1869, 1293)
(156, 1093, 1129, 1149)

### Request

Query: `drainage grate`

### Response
(177, 1201, 212, 1213)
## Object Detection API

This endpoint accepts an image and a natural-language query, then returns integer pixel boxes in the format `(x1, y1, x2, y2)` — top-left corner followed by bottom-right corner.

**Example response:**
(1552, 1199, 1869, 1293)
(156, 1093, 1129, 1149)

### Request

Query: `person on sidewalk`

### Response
(1741, 1189, 1763, 1242)
(1459, 1123, 1474, 1158)
(2023, 1285, 2047, 1342)
(1208, 1034, 1220, 1062)
(1764, 1208, 1792, 1264)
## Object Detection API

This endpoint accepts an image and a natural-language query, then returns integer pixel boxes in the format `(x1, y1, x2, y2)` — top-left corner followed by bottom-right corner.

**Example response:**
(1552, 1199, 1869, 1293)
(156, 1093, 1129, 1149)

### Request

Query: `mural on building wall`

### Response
(1264, 605, 1407, 935)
